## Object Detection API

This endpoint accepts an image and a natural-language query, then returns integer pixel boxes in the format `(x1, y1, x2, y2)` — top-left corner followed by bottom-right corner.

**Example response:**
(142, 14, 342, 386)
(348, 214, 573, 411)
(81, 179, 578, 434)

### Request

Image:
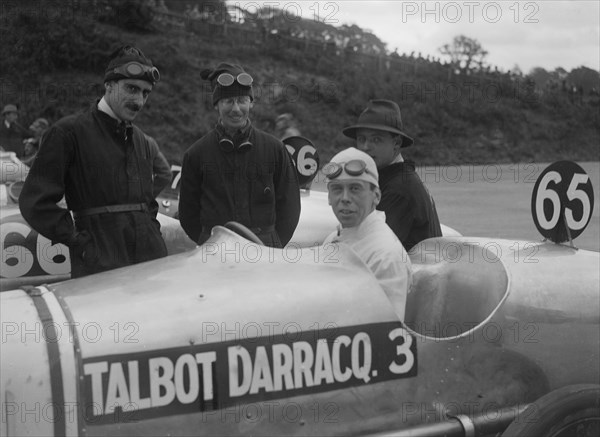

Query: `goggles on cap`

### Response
(322, 160, 376, 180)
(217, 72, 253, 87)
(112, 62, 160, 83)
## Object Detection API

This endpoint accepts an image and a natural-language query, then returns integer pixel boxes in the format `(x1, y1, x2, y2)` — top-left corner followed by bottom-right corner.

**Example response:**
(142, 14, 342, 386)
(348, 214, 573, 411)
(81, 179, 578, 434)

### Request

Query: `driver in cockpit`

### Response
(323, 147, 412, 320)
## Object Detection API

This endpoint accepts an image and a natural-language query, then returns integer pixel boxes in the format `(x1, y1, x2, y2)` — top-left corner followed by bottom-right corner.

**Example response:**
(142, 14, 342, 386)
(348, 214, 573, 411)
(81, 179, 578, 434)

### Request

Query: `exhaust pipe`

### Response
(362, 404, 529, 437)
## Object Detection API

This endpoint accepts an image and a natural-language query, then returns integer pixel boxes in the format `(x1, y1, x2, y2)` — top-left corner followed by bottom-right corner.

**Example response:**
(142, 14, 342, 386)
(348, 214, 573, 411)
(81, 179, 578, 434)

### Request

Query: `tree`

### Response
(95, 0, 155, 31)
(529, 67, 554, 90)
(511, 64, 523, 76)
(554, 67, 568, 80)
(338, 24, 387, 55)
(568, 66, 600, 94)
(439, 35, 488, 74)
(163, 0, 226, 14)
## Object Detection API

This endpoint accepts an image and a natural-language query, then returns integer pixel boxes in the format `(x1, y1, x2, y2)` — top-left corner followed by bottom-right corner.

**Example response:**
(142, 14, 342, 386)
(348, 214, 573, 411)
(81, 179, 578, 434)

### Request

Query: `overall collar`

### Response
(96, 98, 132, 142)
(216, 119, 251, 139)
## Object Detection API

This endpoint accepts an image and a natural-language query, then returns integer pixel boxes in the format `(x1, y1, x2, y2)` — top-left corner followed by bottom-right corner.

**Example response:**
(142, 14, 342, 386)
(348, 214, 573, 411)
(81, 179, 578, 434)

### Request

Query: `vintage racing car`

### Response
(1, 159, 598, 436)
(0, 137, 459, 290)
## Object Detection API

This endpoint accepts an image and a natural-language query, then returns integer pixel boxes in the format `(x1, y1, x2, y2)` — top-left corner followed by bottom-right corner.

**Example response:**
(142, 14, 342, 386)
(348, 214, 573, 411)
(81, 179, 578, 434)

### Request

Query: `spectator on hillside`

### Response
(342, 99, 442, 251)
(274, 112, 301, 140)
(179, 62, 301, 247)
(20, 45, 168, 278)
(0, 104, 30, 157)
(21, 117, 49, 167)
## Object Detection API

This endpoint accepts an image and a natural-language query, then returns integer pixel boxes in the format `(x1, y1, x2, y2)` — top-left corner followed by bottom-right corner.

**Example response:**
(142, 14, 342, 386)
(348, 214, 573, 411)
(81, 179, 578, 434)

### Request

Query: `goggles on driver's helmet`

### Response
(217, 72, 253, 87)
(112, 62, 161, 83)
(322, 159, 375, 180)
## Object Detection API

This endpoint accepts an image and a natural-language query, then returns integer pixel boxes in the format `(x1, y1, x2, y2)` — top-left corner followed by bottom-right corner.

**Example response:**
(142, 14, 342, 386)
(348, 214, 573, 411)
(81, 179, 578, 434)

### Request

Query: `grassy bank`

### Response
(1, 3, 598, 166)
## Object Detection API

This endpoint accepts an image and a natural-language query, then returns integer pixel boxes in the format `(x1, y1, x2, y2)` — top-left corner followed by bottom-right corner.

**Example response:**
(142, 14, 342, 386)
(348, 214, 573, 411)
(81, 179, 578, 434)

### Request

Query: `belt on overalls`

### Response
(73, 203, 148, 219)
(202, 224, 275, 235)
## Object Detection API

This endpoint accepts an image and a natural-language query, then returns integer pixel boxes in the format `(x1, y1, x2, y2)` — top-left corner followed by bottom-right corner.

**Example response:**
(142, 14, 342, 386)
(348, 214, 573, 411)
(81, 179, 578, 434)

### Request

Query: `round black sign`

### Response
(282, 136, 319, 188)
(531, 161, 594, 243)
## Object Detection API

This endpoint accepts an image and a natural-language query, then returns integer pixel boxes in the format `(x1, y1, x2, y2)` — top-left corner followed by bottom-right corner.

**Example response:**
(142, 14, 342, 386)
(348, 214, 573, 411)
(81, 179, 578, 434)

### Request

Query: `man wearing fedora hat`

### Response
(20, 45, 170, 278)
(179, 62, 301, 248)
(343, 99, 442, 251)
(323, 147, 411, 320)
(0, 104, 30, 157)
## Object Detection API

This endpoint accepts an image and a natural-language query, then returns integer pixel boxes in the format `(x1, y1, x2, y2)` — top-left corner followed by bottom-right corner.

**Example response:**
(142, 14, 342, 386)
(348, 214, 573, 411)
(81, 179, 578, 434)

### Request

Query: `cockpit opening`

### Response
(405, 239, 510, 340)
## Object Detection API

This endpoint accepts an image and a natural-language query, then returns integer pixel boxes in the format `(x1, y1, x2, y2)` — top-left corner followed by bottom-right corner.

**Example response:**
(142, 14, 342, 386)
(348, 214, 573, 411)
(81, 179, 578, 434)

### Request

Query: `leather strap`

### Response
(202, 224, 275, 234)
(73, 202, 147, 218)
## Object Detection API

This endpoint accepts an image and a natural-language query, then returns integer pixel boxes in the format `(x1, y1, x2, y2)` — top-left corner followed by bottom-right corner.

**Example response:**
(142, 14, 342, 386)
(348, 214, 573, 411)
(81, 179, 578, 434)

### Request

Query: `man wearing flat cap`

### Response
(323, 147, 411, 320)
(0, 104, 30, 157)
(343, 99, 442, 251)
(179, 62, 301, 247)
(20, 45, 171, 278)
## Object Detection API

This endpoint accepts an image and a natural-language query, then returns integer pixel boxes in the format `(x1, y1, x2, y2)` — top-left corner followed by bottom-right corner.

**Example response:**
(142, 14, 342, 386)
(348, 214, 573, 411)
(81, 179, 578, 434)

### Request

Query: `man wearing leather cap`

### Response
(179, 62, 301, 247)
(20, 45, 171, 278)
(0, 104, 30, 157)
(343, 99, 442, 251)
(323, 147, 411, 320)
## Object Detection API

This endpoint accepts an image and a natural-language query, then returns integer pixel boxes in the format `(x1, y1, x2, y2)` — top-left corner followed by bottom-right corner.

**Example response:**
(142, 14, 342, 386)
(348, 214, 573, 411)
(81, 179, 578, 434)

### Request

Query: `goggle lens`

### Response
(322, 162, 343, 179)
(217, 72, 253, 87)
(115, 62, 160, 83)
(344, 160, 367, 176)
(125, 63, 143, 76)
(217, 73, 234, 86)
(323, 160, 370, 179)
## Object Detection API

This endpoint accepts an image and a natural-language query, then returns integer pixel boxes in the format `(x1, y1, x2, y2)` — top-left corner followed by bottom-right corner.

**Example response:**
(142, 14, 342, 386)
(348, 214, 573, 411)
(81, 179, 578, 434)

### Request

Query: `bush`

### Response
(97, 0, 155, 32)
(0, 9, 117, 79)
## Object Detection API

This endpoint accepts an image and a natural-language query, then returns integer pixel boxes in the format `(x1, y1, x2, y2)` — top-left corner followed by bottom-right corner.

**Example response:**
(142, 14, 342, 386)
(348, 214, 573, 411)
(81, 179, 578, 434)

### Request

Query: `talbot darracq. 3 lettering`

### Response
(81, 322, 417, 423)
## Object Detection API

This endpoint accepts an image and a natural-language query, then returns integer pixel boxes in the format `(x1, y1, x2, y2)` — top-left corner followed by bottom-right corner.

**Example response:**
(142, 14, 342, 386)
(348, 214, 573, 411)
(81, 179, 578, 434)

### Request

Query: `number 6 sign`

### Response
(531, 161, 595, 243)
(282, 136, 320, 188)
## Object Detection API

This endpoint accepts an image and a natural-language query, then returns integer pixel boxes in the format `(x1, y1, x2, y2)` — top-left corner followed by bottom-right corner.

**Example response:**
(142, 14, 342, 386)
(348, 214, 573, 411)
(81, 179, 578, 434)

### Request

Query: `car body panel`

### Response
(2, 157, 597, 436)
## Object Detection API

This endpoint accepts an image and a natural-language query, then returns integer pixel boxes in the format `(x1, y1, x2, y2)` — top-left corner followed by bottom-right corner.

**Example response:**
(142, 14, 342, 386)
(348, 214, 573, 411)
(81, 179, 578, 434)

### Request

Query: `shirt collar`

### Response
(336, 210, 386, 240)
(391, 152, 404, 164)
(97, 97, 121, 122)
